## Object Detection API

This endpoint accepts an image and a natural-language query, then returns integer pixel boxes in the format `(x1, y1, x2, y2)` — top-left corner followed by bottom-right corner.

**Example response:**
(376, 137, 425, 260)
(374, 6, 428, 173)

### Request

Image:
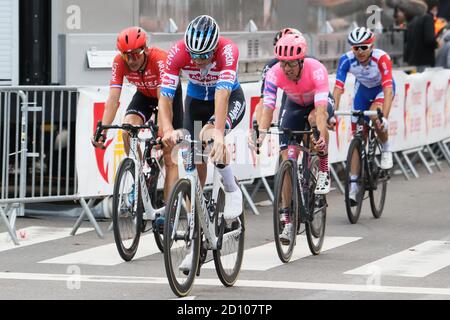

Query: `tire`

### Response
(112, 158, 143, 262)
(369, 139, 388, 219)
(163, 179, 200, 297)
(273, 160, 298, 263)
(344, 138, 366, 224)
(305, 156, 326, 255)
(213, 188, 245, 287)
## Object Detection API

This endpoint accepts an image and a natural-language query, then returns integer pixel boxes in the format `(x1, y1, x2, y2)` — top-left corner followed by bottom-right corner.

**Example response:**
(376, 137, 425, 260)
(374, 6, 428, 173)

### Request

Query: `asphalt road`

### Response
(1, 165, 450, 301)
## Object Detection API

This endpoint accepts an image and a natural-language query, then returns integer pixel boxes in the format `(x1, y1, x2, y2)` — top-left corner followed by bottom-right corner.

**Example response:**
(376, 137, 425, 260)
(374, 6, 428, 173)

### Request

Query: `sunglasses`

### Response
(190, 51, 214, 60)
(280, 60, 301, 68)
(352, 45, 372, 52)
(121, 48, 145, 62)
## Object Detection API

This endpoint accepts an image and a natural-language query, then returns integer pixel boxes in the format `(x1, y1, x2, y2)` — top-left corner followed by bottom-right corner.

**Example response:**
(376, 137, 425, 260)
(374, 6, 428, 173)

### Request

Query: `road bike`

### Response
(254, 121, 327, 263)
(163, 138, 245, 297)
(94, 121, 165, 261)
(335, 110, 390, 224)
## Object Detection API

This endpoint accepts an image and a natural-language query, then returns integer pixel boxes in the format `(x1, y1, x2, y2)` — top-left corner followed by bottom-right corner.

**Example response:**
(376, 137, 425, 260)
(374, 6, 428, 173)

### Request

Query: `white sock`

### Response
(350, 175, 358, 191)
(218, 166, 238, 192)
(382, 141, 391, 152)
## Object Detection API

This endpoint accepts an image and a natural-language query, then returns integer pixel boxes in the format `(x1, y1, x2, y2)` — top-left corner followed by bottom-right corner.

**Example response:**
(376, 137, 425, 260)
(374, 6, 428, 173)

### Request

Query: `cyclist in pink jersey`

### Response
(257, 33, 334, 195)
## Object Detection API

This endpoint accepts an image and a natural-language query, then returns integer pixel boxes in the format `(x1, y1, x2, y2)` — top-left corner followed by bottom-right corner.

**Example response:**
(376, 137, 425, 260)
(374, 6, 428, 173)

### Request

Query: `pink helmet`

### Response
(275, 34, 308, 61)
(273, 27, 302, 46)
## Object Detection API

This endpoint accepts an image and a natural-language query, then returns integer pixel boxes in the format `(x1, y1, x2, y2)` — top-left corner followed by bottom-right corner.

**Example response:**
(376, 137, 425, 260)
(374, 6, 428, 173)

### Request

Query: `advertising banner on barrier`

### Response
(389, 70, 407, 152)
(75, 69, 450, 197)
(403, 73, 428, 150)
(75, 82, 279, 196)
(446, 75, 450, 135)
(330, 74, 355, 164)
(76, 86, 137, 197)
(425, 69, 450, 143)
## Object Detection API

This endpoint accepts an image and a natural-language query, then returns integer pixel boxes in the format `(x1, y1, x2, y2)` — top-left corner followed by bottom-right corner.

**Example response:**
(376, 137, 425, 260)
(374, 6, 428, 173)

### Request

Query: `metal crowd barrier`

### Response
(0, 87, 104, 245)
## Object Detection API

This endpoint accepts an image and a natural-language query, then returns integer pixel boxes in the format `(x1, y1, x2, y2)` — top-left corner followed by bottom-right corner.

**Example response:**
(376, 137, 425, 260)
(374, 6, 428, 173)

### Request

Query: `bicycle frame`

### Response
(129, 135, 165, 221)
(357, 114, 383, 186)
(336, 109, 385, 191)
(174, 141, 242, 251)
(95, 122, 164, 222)
(273, 124, 322, 222)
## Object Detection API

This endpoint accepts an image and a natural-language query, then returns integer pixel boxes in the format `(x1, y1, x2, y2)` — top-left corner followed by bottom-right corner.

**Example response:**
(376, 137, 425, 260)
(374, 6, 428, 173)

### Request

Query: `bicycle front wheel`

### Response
(112, 158, 143, 262)
(273, 160, 298, 263)
(213, 188, 245, 287)
(344, 138, 366, 224)
(305, 156, 326, 255)
(163, 179, 200, 297)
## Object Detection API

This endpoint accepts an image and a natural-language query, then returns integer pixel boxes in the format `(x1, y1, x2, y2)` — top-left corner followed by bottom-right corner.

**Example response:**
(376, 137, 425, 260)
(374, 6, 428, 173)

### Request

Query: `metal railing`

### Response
(0, 87, 103, 244)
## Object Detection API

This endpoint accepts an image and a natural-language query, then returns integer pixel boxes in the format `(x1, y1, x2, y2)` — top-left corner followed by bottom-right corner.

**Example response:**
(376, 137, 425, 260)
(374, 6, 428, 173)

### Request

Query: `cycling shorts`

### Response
(279, 93, 335, 150)
(183, 86, 246, 140)
(125, 84, 183, 129)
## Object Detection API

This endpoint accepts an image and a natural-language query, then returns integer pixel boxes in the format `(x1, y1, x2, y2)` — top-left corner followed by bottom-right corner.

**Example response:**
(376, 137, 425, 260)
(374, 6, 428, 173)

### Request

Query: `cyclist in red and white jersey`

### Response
(91, 26, 183, 200)
(158, 15, 245, 221)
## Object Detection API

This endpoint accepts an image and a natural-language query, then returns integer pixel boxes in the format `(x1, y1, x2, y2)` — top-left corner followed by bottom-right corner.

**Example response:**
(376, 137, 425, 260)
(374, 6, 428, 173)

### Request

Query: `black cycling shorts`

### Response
(183, 86, 246, 140)
(278, 93, 335, 150)
(125, 84, 183, 129)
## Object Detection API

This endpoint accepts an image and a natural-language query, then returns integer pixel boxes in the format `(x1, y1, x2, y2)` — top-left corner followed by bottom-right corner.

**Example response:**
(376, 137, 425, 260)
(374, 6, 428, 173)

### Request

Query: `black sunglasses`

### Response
(352, 45, 371, 52)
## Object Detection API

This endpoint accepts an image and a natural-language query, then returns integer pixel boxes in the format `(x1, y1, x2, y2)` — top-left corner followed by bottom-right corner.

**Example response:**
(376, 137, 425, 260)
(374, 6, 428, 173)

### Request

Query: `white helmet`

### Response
(347, 27, 375, 46)
(184, 15, 220, 54)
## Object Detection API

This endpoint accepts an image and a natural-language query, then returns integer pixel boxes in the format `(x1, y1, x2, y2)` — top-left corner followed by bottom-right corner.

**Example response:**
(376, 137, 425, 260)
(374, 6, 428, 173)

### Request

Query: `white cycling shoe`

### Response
(349, 184, 359, 207)
(223, 188, 243, 220)
(279, 223, 293, 246)
(315, 171, 330, 195)
(178, 251, 193, 273)
(380, 151, 393, 170)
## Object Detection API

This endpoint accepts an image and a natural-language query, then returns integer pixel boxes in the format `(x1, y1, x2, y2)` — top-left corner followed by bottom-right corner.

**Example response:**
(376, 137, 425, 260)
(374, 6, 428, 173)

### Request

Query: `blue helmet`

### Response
(185, 15, 220, 54)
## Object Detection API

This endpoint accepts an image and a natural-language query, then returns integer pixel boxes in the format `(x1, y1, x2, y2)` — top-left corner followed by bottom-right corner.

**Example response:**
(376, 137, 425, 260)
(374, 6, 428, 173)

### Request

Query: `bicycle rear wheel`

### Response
(369, 139, 388, 219)
(344, 138, 366, 224)
(305, 156, 326, 255)
(163, 179, 200, 297)
(273, 160, 298, 263)
(112, 158, 143, 262)
(213, 188, 245, 287)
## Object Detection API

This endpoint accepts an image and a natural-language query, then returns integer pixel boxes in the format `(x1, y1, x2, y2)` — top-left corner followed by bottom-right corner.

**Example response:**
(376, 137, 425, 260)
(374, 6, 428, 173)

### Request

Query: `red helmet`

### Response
(117, 27, 148, 53)
(275, 34, 308, 61)
(273, 28, 302, 46)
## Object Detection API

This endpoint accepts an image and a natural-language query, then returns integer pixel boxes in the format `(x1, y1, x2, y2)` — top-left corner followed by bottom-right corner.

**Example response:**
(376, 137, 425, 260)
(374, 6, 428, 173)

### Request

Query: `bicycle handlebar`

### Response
(252, 122, 321, 152)
(176, 137, 215, 146)
(335, 109, 384, 121)
(94, 121, 161, 145)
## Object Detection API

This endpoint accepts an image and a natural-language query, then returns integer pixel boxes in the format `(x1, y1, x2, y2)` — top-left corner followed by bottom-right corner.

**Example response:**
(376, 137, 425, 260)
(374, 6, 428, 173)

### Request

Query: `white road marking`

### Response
(39, 234, 162, 266)
(0, 227, 92, 253)
(203, 236, 362, 271)
(345, 241, 450, 278)
(0, 272, 449, 296)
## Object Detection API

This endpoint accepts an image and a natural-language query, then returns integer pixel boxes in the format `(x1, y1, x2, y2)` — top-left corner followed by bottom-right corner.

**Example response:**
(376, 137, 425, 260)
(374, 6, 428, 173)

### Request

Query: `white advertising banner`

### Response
(75, 69, 450, 197)
(446, 76, 450, 137)
(76, 85, 137, 197)
(403, 73, 428, 150)
(424, 69, 450, 143)
(330, 73, 355, 163)
(76, 82, 279, 196)
(389, 70, 407, 152)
